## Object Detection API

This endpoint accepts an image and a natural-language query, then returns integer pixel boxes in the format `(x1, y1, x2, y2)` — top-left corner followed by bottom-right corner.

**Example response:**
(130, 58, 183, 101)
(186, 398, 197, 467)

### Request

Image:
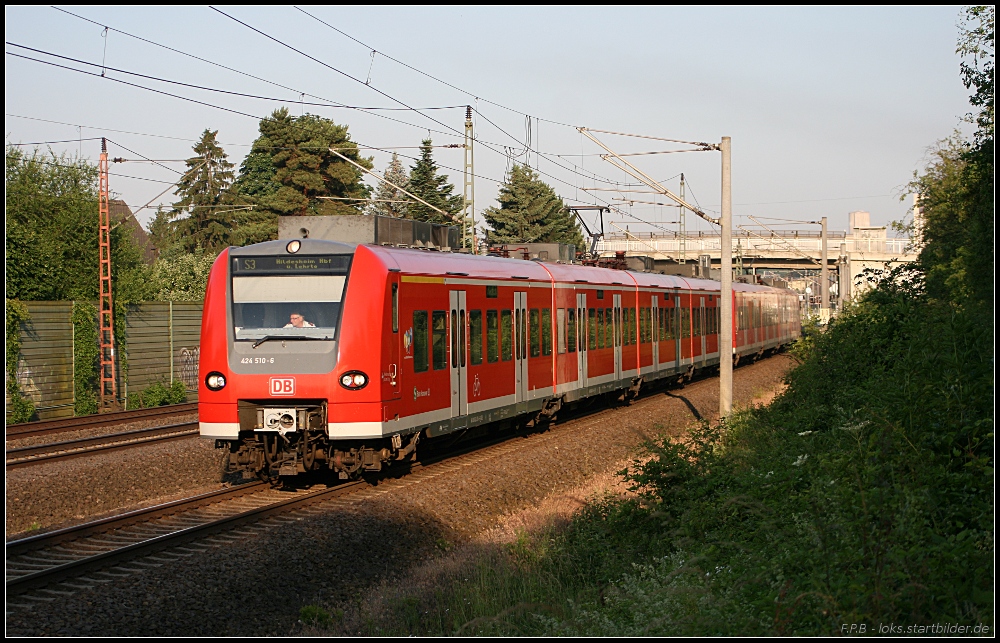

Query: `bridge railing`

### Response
(596, 236, 912, 256)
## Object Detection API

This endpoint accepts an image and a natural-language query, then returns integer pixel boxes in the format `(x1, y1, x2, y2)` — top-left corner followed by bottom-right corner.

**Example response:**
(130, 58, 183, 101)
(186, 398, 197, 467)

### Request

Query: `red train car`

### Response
(199, 238, 800, 479)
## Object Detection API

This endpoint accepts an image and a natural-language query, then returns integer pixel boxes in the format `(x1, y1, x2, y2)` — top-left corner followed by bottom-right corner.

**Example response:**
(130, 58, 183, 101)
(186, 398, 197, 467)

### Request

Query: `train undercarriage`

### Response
(218, 401, 419, 481)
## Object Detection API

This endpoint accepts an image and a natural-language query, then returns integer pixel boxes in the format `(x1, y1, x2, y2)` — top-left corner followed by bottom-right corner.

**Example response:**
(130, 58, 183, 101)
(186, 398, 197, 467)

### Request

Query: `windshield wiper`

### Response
(251, 335, 323, 349)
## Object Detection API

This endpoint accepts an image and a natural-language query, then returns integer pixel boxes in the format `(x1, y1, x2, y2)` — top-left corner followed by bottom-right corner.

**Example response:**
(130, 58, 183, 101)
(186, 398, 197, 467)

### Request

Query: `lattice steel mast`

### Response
(98, 137, 118, 408)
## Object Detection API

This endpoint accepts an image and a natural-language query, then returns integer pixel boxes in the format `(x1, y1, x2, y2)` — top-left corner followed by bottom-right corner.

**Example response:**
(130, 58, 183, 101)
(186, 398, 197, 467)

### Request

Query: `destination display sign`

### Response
(232, 255, 351, 275)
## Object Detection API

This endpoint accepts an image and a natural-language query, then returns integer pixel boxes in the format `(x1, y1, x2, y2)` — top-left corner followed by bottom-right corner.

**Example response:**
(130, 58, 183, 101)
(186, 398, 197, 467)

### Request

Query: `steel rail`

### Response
(6, 481, 371, 595)
(5, 422, 199, 469)
(6, 403, 198, 440)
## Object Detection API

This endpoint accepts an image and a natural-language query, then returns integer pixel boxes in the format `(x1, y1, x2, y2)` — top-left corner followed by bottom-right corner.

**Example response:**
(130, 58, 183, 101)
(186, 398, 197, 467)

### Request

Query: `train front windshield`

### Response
(230, 254, 350, 342)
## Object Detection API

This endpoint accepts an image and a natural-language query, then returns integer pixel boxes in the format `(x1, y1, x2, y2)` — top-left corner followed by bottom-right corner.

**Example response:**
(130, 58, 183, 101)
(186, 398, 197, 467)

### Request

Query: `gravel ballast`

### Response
(5, 355, 794, 636)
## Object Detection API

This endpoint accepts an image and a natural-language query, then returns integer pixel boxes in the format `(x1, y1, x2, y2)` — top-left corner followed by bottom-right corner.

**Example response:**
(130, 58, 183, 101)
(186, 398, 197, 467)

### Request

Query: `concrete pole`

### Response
(820, 216, 829, 315)
(839, 242, 849, 306)
(719, 137, 733, 419)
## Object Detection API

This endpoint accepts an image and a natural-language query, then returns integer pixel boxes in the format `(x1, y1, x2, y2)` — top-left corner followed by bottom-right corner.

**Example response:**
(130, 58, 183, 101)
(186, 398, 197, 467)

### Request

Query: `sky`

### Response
(5, 6, 974, 238)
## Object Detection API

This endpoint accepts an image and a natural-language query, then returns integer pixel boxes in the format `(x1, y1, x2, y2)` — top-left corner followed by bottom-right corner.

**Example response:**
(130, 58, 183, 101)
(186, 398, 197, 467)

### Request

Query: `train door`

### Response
(651, 295, 660, 371)
(449, 290, 468, 418)
(612, 293, 623, 381)
(674, 295, 683, 368)
(576, 292, 588, 388)
(514, 291, 528, 407)
(389, 276, 401, 401)
(699, 296, 707, 366)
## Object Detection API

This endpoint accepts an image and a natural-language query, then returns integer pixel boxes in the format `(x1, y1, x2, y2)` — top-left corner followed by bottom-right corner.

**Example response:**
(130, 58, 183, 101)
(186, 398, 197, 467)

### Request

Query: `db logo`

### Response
(270, 377, 295, 396)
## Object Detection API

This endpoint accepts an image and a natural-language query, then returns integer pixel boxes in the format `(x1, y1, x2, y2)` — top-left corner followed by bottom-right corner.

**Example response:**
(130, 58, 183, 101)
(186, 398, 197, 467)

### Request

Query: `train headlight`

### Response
(206, 372, 227, 391)
(339, 371, 368, 390)
(286, 240, 301, 254)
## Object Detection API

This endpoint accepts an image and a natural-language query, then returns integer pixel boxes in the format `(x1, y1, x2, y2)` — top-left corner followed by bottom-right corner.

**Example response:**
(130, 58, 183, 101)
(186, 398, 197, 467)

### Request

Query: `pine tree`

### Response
(248, 108, 372, 218)
(366, 152, 410, 218)
(169, 129, 238, 252)
(407, 139, 463, 224)
(482, 164, 585, 249)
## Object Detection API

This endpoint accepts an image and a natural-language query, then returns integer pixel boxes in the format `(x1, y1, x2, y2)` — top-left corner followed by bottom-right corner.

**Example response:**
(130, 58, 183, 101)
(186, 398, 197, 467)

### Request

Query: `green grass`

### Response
(312, 269, 993, 636)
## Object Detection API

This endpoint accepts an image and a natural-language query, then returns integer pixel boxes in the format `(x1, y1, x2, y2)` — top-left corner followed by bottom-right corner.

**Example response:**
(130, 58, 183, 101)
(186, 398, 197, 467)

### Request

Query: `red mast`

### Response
(98, 137, 119, 409)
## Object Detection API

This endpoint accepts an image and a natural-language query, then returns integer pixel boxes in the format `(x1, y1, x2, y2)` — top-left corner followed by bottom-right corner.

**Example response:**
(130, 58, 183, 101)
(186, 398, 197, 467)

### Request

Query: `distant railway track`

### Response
(5, 422, 199, 469)
(5, 403, 199, 441)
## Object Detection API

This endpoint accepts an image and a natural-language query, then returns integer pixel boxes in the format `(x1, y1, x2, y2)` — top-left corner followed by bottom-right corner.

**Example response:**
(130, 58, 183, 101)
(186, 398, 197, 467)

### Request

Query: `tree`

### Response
(407, 139, 463, 224)
(366, 153, 410, 218)
(482, 164, 585, 249)
(247, 108, 372, 218)
(167, 129, 239, 253)
(908, 6, 993, 308)
(5, 145, 152, 302)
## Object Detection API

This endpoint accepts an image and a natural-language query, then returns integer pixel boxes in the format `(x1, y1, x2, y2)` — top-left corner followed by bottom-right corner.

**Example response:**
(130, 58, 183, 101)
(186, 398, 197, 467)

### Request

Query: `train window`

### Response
(588, 308, 597, 350)
(519, 308, 528, 359)
(567, 308, 576, 353)
(530, 309, 541, 357)
(596, 289, 604, 300)
(231, 274, 346, 342)
(470, 310, 483, 365)
(682, 307, 691, 339)
(628, 308, 636, 345)
(605, 308, 613, 347)
(432, 311, 448, 370)
(693, 306, 702, 337)
(486, 285, 498, 298)
(391, 284, 398, 333)
(486, 310, 499, 363)
(542, 309, 552, 356)
(451, 309, 459, 368)
(557, 308, 566, 354)
(640, 308, 648, 343)
(596, 309, 605, 349)
(413, 311, 428, 373)
(501, 310, 513, 361)
(460, 309, 466, 367)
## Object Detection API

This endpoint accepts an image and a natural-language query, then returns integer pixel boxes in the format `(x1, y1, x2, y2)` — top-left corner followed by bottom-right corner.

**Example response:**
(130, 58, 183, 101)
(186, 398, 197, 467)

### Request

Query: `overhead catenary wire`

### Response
(11, 18, 652, 229)
(5, 42, 467, 114)
(26, 12, 636, 198)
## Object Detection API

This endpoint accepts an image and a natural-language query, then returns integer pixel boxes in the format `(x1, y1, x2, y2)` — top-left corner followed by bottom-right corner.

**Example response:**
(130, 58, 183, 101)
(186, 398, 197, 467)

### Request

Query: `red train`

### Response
(199, 238, 800, 479)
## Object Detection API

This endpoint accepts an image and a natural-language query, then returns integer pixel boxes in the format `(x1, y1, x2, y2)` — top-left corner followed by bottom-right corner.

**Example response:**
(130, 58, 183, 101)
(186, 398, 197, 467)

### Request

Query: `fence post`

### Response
(71, 300, 76, 412)
(169, 301, 174, 385)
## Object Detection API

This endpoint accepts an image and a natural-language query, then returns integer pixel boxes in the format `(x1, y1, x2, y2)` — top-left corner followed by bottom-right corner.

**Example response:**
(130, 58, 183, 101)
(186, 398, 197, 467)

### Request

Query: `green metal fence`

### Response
(6, 301, 203, 421)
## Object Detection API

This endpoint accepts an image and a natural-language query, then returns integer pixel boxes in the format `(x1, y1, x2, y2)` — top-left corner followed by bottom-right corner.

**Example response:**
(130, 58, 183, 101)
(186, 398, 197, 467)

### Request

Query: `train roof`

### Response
(363, 245, 794, 295)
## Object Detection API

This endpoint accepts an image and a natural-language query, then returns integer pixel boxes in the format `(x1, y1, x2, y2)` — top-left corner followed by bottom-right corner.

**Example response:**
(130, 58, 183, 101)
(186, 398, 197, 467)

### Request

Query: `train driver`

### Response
(284, 312, 316, 328)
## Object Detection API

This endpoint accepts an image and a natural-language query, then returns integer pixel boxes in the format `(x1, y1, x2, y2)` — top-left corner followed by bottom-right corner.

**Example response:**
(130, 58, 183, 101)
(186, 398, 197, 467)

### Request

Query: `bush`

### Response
(127, 380, 187, 409)
(5, 299, 36, 424)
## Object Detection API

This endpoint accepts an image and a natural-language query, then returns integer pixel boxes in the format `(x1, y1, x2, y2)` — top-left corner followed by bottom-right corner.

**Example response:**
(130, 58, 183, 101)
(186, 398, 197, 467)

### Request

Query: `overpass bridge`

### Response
(595, 211, 918, 312)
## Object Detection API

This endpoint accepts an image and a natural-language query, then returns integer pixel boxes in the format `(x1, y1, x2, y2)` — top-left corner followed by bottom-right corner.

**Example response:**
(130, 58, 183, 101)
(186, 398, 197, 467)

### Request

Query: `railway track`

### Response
(5, 422, 199, 469)
(5, 420, 559, 600)
(6, 353, 788, 603)
(5, 479, 367, 598)
(5, 403, 198, 441)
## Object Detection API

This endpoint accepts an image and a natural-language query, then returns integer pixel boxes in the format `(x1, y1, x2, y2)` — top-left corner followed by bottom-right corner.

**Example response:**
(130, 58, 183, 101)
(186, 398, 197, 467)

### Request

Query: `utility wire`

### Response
(8, 30, 634, 227)
(7, 136, 104, 145)
(208, 8, 632, 196)
(40, 9, 631, 197)
(6, 42, 465, 114)
(47, 6, 457, 113)
(293, 6, 578, 129)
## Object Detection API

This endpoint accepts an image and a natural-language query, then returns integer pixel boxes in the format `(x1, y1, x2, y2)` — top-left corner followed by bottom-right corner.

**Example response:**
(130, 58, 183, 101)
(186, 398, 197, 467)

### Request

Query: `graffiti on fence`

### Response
(16, 357, 42, 405)
(179, 346, 200, 389)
